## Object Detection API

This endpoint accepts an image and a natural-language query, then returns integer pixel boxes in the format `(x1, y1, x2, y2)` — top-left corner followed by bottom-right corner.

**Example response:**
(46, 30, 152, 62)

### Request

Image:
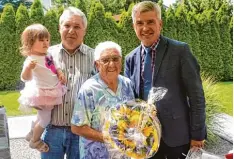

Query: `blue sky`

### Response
(163, 0, 176, 7)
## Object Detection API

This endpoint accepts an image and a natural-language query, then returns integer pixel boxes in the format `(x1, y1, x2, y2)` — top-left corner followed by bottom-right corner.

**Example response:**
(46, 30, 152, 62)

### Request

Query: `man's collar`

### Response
(59, 43, 87, 55)
(78, 43, 88, 55)
(141, 37, 161, 50)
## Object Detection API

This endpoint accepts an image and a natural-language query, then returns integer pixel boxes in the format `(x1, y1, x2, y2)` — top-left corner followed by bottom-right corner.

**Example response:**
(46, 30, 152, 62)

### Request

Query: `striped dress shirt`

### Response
(48, 43, 95, 126)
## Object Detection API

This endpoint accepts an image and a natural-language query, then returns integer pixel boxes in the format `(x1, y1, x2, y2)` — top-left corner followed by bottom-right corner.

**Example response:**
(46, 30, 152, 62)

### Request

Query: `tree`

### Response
(100, 0, 126, 14)
(187, 11, 202, 65)
(178, 0, 233, 15)
(158, 0, 166, 34)
(75, 0, 87, 16)
(0, 0, 32, 12)
(229, 16, 233, 44)
(30, 0, 44, 24)
(198, 9, 223, 80)
(174, 4, 191, 44)
(181, 0, 192, 12)
(51, 0, 81, 7)
(118, 3, 139, 60)
(85, 1, 118, 47)
(203, 0, 232, 14)
(0, 4, 18, 90)
(56, 5, 64, 19)
(188, 0, 207, 13)
(163, 7, 177, 39)
(44, 9, 60, 45)
(51, 0, 69, 7)
(216, 3, 232, 80)
(16, 4, 30, 36)
(15, 4, 30, 84)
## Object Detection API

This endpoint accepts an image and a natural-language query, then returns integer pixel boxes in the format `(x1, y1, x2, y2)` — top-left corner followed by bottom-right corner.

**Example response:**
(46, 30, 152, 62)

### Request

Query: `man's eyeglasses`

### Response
(99, 56, 121, 65)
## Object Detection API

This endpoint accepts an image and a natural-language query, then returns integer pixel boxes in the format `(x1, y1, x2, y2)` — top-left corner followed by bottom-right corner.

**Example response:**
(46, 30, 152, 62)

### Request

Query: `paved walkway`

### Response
(7, 115, 41, 159)
(6, 115, 233, 158)
(8, 115, 36, 139)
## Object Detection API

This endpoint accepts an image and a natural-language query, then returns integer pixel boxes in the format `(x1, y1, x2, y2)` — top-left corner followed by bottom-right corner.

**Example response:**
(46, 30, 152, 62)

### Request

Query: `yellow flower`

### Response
(123, 139, 136, 148)
(125, 107, 132, 115)
(111, 110, 121, 120)
(131, 109, 140, 115)
(117, 120, 127, 130)
(129, 114, 140, 127)
(142, 126, 154, 137)
(118, 132, 125, 140)
(119, 105, 126, 115)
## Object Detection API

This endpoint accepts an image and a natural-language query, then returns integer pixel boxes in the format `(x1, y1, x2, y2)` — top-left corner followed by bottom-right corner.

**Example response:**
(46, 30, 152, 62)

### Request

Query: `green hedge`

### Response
(0, 0, 232, 90)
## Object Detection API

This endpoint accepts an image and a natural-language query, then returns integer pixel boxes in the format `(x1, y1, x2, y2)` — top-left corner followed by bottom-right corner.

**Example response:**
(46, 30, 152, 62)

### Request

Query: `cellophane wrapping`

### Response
(103, 87, 167, 159)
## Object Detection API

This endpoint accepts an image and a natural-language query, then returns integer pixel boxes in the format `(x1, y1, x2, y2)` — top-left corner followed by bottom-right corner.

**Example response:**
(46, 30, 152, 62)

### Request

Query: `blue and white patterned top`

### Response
(71, 73, 135, 159)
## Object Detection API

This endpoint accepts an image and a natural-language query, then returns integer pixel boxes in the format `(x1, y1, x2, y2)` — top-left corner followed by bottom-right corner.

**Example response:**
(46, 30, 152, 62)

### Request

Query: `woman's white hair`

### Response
(94, 41, 122, 61)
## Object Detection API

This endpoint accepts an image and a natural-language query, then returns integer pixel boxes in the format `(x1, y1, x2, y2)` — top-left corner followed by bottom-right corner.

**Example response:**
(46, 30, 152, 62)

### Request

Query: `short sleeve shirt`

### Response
(71, 73, 135, 159)
(22, 55, 59, 88)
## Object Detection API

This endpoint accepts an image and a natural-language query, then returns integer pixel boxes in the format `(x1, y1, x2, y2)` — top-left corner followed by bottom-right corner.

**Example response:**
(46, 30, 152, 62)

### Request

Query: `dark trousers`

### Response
(149, 140, 190, 159)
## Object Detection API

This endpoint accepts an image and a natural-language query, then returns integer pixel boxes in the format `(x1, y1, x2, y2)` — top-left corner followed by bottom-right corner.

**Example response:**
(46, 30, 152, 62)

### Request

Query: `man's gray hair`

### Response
(94, 41, 122, 61)
(59, 7, 87, 29)
(132, 1, 161, 23)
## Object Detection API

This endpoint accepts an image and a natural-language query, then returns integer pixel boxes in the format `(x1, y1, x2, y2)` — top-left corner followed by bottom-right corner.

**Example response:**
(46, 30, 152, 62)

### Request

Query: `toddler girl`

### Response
(18, 24, 66, 152)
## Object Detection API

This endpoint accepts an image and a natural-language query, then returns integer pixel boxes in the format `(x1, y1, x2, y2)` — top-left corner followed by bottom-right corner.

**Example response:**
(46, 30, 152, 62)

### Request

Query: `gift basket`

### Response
(103, 87, 167, 159)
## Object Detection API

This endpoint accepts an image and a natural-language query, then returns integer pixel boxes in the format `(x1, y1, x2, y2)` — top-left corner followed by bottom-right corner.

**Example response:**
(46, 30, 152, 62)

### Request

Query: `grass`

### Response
(0, 91, 36, 117)
(200, 79, 232, 146)
(0, 82, 232, 117)
(0, 91, 21, 116)
(215, 82, 233, 116)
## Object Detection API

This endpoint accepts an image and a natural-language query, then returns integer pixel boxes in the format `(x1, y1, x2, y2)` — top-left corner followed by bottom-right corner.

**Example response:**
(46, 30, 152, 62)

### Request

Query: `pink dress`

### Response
(18, 55, 66, 111)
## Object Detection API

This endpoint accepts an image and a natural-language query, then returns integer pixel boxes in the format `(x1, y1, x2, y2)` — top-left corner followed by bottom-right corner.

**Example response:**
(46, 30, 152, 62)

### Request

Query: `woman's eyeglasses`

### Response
(99, 56, 121, 65)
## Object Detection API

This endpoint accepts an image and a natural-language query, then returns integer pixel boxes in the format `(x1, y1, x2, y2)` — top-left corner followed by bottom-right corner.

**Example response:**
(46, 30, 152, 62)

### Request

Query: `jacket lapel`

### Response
(153, 36, 168, 84)
(134, 46, 141, 96)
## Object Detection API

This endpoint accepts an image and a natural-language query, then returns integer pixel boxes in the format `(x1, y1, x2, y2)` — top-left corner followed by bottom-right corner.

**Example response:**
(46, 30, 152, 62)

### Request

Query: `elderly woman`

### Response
(71, 41, 135, 159)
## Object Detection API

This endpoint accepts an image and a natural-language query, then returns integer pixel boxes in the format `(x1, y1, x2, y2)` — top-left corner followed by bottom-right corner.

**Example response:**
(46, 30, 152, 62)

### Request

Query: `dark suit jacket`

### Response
(124, 35, 206, 147)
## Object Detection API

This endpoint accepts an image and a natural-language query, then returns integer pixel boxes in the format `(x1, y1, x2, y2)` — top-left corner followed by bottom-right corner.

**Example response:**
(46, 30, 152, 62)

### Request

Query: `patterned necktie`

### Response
(143, 47, 152, 101)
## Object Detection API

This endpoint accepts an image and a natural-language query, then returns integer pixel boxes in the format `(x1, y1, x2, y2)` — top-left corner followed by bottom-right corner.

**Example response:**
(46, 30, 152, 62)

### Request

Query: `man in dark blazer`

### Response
(124, 1, 206, 159)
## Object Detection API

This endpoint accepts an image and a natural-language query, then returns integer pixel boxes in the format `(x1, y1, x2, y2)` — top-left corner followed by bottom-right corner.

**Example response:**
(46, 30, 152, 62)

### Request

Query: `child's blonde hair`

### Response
(20, 24, 50, 56)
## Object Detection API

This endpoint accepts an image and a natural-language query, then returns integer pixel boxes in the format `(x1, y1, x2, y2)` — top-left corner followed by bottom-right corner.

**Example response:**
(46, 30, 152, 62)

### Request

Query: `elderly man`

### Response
(41, 7, 95, 159)
(71, 41, 135, 159)
(124, 1, 206, 159)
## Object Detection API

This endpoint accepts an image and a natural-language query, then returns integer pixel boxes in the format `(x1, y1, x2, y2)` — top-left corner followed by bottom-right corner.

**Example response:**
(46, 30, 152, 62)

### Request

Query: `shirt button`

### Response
(66, 123, 69, 126)
(65, 113, 68, 116)
(66, 102, 68, 104)
(70, 66, 72, 68)
(69, 77, 72, 80)
(67, 89, 70, 92)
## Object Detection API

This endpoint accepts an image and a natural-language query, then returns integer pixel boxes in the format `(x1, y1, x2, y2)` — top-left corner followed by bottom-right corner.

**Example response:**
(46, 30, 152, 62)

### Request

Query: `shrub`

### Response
(0, 4, 18, 90)
(202, 75, 225, 146)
